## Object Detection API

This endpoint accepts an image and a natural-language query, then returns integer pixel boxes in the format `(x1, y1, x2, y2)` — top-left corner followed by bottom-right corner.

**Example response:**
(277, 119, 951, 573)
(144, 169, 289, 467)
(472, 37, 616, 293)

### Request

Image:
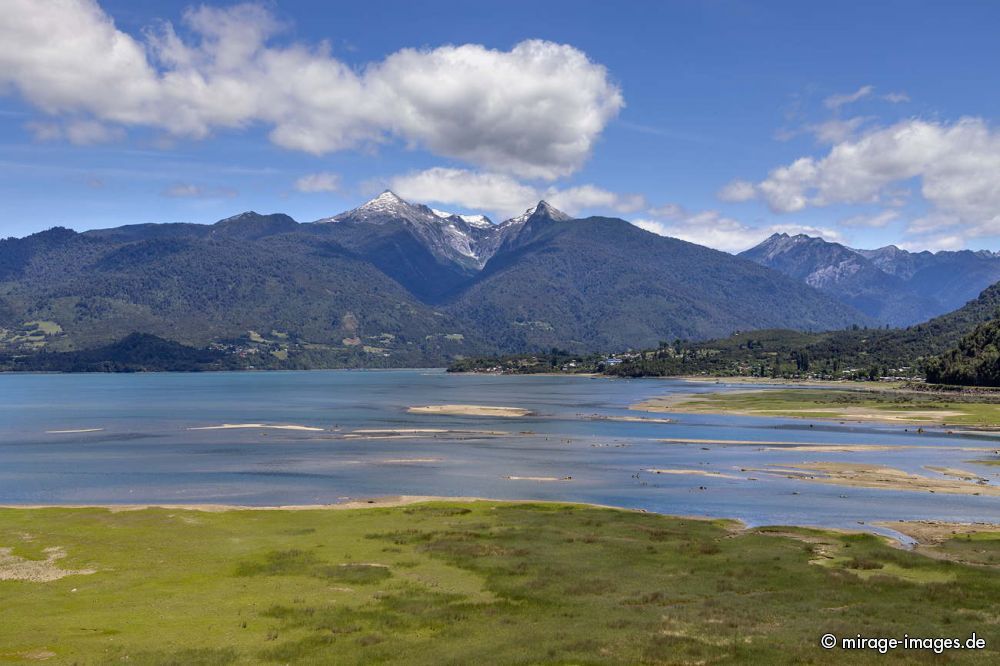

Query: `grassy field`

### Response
(639, 388, 1000, 427)
(0, 502, 998, 664)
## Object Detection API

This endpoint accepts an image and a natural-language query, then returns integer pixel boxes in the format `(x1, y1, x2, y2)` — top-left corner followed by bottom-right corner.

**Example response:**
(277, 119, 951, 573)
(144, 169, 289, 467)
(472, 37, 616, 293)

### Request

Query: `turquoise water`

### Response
(1, 370, 997, 535)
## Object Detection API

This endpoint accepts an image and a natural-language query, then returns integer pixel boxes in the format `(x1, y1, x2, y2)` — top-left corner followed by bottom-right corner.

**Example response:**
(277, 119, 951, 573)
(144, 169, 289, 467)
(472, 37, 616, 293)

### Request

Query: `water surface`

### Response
(1, 370, 997, 537)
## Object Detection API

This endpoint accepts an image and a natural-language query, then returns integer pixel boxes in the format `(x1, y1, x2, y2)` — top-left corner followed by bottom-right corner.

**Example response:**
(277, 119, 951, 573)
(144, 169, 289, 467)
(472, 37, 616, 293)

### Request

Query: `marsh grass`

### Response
(683, 388, 1000, 426)
(0, 503, 997, 664)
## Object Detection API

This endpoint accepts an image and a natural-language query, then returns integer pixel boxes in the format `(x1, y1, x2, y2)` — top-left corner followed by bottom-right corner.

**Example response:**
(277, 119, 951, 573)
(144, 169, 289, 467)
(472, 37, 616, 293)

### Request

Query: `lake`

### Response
(1, 369, 997, 539)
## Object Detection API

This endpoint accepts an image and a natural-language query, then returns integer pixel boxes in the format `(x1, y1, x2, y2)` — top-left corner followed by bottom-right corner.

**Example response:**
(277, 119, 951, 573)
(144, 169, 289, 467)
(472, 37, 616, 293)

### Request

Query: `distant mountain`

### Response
(447, 212, 868, 352)
(0, 193, 871, 366)
(607, 279, 1000, 380)
(741, 233, 1000, 326)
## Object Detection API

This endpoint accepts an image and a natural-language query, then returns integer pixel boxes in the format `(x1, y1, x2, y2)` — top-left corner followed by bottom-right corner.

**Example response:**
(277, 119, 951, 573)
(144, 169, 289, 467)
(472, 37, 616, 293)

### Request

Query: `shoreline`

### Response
(2, 497, 997, 548)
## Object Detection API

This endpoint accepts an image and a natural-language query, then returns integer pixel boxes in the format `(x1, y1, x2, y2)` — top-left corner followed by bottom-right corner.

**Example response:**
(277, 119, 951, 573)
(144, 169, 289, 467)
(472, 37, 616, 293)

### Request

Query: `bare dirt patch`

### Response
(0, 546, 95, 582)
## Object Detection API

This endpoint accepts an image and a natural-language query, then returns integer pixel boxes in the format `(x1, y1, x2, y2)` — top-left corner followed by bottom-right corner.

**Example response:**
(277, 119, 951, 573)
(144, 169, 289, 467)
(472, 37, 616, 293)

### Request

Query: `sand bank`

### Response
(378, 458, 443, 464)
(657, 437, 918, 450)
(188, 423, 325, 431)
(45, 428, 104, 434)
(585, 414, 675, 424)
(924, 466, 991, 482)
(503, 476, 571, 482)
(342, 428, 511, 440)
(874, 520, 1000, 545)
(750, 462, 999, 496)
(643, 469, 741, 479)
(408, 404, 530, 417)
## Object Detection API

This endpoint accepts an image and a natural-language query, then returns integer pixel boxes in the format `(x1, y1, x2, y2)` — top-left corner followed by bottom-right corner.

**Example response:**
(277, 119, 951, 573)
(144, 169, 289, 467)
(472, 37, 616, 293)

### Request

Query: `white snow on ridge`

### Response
(431, 208, 493, 228)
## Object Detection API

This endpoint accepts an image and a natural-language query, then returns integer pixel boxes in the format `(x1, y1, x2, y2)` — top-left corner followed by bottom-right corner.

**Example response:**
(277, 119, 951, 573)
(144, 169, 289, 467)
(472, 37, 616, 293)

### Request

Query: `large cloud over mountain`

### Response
(0, 1, 623, 179)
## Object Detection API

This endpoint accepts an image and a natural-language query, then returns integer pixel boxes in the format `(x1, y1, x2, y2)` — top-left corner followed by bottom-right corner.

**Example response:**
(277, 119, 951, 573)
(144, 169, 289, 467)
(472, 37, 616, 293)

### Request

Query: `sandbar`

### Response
(378, 458, 443, 464)
(643, 469, 741, 479)
(187, 423, 325, 431)
(408, 404, 530, 417)
(749, 462, 1000, 496)
(45, 428, 104, 434)
(585, 414, 674, 424)
(503, 476, 570, 482)
(924, 465, 991, 482)
(874, 520, 1000, 545)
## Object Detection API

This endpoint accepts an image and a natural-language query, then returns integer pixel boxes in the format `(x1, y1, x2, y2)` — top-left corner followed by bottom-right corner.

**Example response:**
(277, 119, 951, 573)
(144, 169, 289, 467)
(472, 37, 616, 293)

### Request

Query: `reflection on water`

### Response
(0, 369, 997, 534)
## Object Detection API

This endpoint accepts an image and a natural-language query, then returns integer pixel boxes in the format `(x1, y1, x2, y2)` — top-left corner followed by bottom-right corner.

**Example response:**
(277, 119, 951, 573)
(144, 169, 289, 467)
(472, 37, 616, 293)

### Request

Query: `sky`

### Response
(1, 0, 999, 253)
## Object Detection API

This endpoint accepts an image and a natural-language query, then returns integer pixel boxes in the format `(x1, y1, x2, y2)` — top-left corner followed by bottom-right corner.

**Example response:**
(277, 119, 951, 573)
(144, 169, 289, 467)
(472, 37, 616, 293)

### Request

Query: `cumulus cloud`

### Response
(294, 172, 341, 193)
(634, 203, 844, 253)
(716, 179, 757, 203)
(546, 185, 646, 214)
(809, 116, 870, 144)
(0, 1, 622, 179)
(389, 167, 644, 219)
(824, 85, 874, 110)
(751, 118, 1000, 240)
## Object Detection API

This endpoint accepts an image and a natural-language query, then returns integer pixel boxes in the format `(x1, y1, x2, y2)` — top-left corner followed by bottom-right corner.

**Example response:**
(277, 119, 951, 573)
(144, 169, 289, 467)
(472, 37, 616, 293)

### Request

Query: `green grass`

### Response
(678, 388, 1000, 426)
(0, 503, 998, 664)
(931, 532, 1000, 567)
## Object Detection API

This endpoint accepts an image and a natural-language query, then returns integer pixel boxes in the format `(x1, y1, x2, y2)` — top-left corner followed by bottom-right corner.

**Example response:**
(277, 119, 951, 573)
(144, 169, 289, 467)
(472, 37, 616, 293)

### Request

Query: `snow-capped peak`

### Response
(219, 211, 260, 222)
(501, 200, 571, 226)
(357, 190, 408, 212)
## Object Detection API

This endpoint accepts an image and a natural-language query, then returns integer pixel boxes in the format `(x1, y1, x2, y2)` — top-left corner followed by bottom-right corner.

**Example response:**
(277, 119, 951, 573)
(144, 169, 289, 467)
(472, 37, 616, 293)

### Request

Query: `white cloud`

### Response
(823, 85, 874, 110)
(163, 183, 236, 198)
(634, 203, 845, 253)
(840, 210, 898, 228)
(294, 172, 341, 193)
(809, 116, 870, 144)
(390, 169, 539, 218)
(751, 118, 1000, 242)
(883, 91, 910, 103)
(26, 119, 124, 145)
(716, 179, 757, 203)
(389, 167, 644, 219)
(546, 185, 646, 214)
(0, 1, 622, 179)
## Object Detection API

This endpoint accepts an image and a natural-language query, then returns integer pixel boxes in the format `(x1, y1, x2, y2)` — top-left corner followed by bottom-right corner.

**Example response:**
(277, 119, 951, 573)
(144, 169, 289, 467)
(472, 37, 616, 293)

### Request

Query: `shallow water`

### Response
(1, 370, 997, 535)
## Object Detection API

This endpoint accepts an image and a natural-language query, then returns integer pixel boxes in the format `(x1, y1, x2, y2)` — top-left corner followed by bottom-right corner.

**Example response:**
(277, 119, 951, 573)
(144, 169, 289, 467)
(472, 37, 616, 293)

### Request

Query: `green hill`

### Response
(448, 215, 869, 353)
(925, 318, 1000, 386)
(608, 281, 1000, 379)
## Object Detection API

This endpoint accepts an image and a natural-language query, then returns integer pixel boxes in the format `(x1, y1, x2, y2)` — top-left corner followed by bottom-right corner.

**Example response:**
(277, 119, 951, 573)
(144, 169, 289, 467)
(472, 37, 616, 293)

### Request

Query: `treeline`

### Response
(0, 333, 232, 372)
(448, 349, 603, 374)
(925, 319, 1000, 386)
(604, 328, 918, 380)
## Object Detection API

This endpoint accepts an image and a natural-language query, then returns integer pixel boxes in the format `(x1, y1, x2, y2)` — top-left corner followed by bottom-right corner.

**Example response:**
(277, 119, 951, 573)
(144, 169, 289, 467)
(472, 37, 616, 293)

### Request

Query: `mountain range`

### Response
(741, 233, 1000, 326)
(0, 192, 870, 365)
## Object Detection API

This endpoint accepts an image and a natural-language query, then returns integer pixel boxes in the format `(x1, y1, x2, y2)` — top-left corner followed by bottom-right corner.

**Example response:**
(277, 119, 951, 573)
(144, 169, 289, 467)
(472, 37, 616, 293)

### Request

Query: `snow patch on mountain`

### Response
(501, 201, 571, 227)
(431, 208, 494, 228)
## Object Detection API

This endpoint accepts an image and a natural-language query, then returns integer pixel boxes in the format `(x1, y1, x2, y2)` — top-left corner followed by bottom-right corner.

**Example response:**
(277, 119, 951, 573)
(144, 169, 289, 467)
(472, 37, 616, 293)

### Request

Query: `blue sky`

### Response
(2, 1, 999, 252)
